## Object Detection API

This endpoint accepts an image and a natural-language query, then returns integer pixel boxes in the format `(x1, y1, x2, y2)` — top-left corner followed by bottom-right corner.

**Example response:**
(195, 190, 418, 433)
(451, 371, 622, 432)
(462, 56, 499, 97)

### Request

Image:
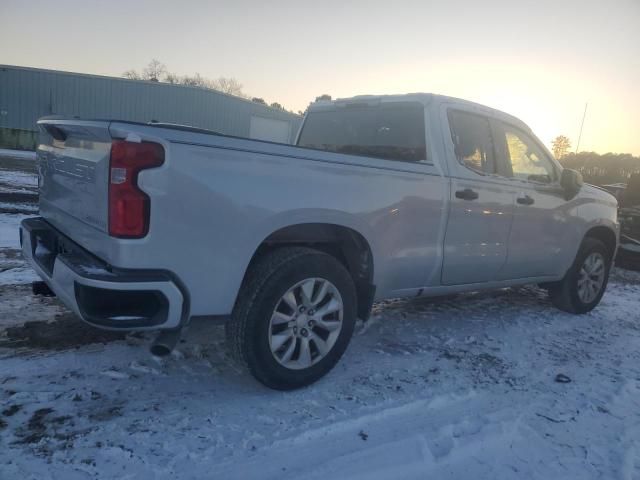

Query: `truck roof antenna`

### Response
(575, 102, 588, 154)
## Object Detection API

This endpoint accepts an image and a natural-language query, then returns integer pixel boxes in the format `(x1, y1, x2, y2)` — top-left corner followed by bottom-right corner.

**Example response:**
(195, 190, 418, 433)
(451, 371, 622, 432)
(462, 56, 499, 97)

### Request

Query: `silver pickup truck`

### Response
(21, 93, 619, 389)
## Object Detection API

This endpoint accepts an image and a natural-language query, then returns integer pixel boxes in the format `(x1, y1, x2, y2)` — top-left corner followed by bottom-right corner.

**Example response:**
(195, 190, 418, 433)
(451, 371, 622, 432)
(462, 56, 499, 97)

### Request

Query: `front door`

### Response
(441, 108, 514, 285)
(491, 121, 576, 279)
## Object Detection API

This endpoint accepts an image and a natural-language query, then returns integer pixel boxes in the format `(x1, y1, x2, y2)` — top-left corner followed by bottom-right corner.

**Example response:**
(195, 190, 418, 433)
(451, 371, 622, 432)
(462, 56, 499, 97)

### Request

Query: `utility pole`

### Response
(575, 102, 588, 154)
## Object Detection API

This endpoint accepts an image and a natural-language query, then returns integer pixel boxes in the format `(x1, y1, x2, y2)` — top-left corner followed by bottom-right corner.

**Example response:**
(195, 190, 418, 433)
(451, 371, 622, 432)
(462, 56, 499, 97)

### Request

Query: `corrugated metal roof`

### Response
(0, 64, 302, 141)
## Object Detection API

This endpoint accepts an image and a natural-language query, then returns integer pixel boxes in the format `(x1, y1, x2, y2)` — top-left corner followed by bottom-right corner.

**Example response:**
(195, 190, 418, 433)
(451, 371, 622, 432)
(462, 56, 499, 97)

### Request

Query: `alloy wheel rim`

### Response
(268, 277, 344, 370)
(577, 252, 606, 304)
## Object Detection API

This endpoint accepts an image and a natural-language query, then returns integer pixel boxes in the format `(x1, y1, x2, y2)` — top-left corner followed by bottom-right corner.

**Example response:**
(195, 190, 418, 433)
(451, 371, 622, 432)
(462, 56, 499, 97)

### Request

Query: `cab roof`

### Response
(309, 93, 530, 133)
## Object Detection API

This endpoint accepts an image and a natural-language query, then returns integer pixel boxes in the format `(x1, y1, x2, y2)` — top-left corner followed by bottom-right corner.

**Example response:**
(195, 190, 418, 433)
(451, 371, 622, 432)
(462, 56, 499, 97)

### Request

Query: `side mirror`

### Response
(560, 169, 583, 200)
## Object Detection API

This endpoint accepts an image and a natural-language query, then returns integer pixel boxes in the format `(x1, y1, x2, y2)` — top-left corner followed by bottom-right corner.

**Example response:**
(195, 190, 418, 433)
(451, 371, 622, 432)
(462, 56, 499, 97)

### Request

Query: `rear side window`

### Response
(297, 103, 426, 162)
(447, 110, 495, 175)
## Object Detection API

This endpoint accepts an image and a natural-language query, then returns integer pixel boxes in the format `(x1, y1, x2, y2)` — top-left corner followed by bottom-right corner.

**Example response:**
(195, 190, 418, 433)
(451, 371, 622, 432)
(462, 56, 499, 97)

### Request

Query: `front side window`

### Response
(447, 110, 495, 175)
(501, 126, 556, 183)
(297, 103, 426, 162)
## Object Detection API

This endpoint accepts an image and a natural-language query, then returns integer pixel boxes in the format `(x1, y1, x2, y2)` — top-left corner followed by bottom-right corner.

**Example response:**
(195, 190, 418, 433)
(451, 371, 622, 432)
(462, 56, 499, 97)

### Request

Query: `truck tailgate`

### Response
(37, 119, 112, 235)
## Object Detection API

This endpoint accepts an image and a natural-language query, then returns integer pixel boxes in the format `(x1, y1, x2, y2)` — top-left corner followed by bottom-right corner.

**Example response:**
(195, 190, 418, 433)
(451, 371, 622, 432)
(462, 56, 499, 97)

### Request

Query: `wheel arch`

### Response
(584, 225, 618, 260)
(241, 223, 376, 321)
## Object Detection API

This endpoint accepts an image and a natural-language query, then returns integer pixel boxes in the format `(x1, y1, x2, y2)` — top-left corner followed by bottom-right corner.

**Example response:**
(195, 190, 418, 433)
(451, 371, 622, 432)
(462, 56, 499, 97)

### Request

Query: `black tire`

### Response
(226, 247, 357, 390)
(548, 238, 611, 314)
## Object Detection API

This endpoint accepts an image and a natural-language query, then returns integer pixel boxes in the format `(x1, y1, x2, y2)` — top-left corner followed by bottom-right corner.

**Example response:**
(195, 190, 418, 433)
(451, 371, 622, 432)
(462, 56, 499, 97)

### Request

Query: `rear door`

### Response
(440, 108, 515, 285)
(491, 121, 572, 279)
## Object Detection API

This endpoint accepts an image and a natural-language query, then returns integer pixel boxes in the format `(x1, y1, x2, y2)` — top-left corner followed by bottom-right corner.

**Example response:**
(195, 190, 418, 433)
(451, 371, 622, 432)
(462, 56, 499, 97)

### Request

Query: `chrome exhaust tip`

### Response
(150, 329, 181, 357)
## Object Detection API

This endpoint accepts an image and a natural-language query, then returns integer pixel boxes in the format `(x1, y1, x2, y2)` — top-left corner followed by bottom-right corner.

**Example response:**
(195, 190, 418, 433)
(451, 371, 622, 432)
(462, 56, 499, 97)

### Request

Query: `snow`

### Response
(0, 148, 36, 161)
(0, 150, 38, 200)
(0, 264, 39, 285)
(0, 214, 38, 286)
(621, 242, 640, 253)
(0, 266, 639, 479)
(0, 213, 31, 248)
(0, 168, 38, 191)
(0, 201, 39, 213)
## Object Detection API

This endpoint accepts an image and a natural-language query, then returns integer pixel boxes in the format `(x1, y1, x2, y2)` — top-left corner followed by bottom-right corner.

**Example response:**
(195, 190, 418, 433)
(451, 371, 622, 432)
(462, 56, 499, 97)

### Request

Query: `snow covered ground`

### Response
(0, 213, 31, 249)
(0, 168, 38, 192)
(0, 151, 39, 216)
(0, 213, 39, 286)
(0, 211, 639, 478)
(0, 153, 40, 285)
(0, 148, 36, 161)
(1, 265, 639, 479)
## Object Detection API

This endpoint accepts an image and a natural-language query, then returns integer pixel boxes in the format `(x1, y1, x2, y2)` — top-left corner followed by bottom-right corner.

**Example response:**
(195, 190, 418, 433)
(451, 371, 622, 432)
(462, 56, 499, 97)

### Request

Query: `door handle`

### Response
(455, 188, 479, 201)
(517, 194, 535, 206)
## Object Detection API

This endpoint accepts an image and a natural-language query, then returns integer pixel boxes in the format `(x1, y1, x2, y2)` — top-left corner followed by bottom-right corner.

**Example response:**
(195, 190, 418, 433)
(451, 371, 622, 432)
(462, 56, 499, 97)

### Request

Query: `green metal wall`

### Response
(0, 65, 302, 150)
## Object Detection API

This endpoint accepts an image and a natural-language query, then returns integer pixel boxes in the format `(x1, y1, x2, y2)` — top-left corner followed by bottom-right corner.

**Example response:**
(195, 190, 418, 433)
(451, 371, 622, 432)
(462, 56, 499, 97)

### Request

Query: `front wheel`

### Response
(548, 238, 611, 314)
(226, 247, 357, 390)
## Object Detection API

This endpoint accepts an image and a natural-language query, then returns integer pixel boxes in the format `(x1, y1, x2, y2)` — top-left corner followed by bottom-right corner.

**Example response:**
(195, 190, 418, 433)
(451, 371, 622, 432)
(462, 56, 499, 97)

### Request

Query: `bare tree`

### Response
(143, 59, 168, 82)
(123, 59, 168, 82)
(121, 60, 247, 99)
(181, 73, 212, 88)
(122, 69, 141, 80)
(164, 72, 181, 84)
(270, 102, 284, 110)
(210, 77, 245, 97)
(552, 135, 572, 160)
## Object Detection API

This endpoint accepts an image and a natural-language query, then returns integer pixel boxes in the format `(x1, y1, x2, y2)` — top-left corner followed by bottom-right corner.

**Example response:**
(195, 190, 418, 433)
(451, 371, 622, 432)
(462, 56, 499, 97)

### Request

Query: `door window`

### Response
(297, 102, 427, 162)
(447, 110, 495, 175)
(500, 126, 557, 183)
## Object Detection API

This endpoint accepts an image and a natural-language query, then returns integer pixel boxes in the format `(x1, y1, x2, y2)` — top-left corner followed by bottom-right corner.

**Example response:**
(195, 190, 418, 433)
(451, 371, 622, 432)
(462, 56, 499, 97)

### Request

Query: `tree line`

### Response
(552, 135, 640, 185)
(559, 152, 640, 185)
(123, 59, 292, 112)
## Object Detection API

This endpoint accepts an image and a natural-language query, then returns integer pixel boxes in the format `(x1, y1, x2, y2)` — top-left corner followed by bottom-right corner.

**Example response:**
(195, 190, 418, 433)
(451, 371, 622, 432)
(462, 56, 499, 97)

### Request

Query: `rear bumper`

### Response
(20, 217, 186, 330)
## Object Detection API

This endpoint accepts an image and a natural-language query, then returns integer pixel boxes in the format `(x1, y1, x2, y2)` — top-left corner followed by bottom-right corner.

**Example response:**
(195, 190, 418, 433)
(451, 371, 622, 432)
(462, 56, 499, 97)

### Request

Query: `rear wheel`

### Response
(226, 247, 357, 390)
(548, 238, 611, 314)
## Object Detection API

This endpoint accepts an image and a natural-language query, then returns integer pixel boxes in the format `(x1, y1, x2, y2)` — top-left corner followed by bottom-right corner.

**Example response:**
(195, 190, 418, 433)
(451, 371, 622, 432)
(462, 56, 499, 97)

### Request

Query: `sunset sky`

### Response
(1, 0, 638, 155)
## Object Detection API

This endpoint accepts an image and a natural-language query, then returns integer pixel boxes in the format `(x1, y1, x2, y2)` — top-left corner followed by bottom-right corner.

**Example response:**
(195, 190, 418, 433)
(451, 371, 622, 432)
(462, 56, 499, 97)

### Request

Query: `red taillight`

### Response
(109, 140, 164, 238)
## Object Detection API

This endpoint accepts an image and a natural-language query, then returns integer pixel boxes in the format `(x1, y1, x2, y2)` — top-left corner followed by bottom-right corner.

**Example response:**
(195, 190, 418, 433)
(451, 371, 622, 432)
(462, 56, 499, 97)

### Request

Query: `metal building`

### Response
(0, 64, 302, 150)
